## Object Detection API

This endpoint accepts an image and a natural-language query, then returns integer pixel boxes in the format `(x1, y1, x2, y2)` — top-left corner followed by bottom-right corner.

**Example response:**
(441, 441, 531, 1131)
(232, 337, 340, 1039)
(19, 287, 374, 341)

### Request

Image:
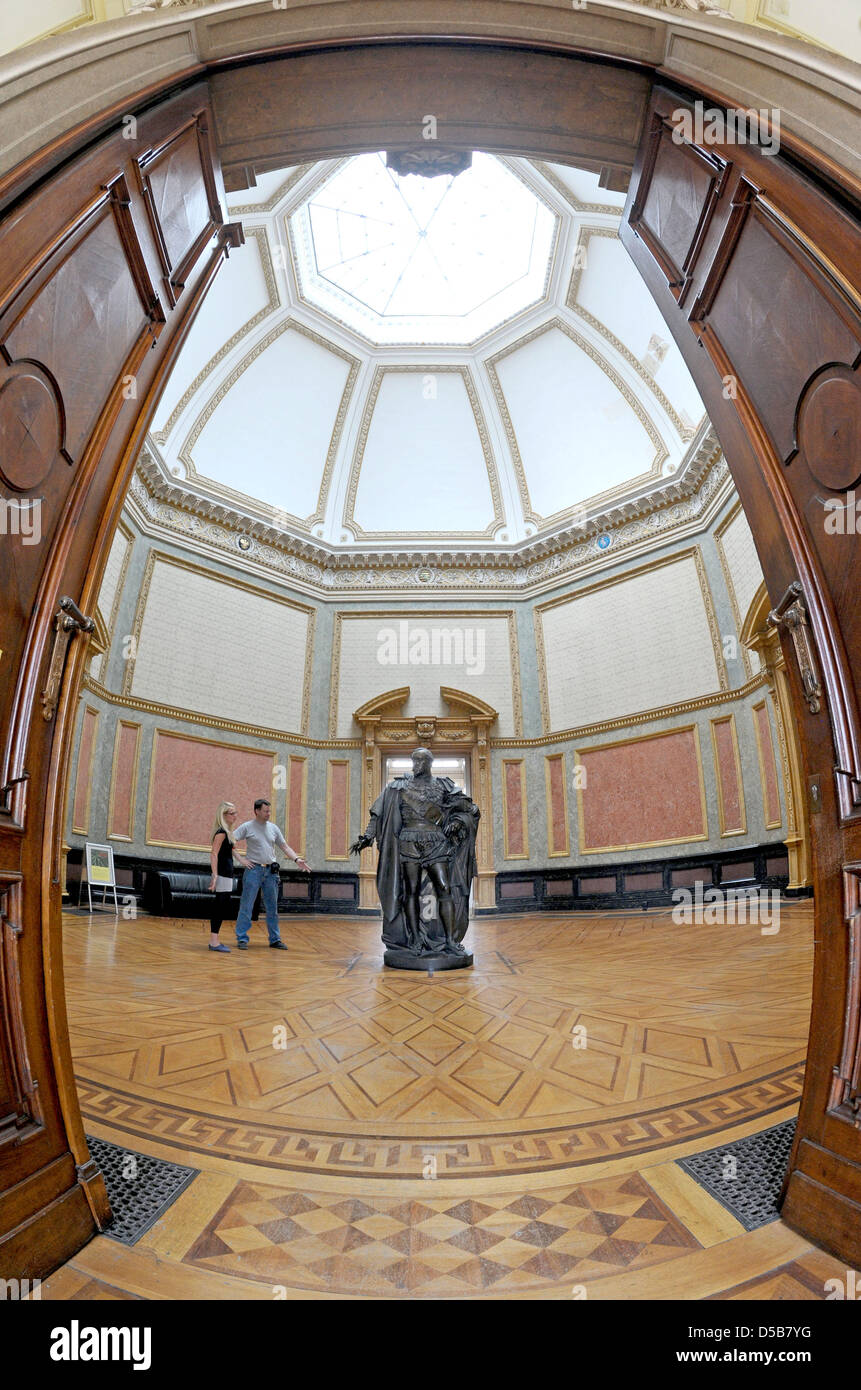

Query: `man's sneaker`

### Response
(237, 941, 249, 950)
(269, 940, 288, 950)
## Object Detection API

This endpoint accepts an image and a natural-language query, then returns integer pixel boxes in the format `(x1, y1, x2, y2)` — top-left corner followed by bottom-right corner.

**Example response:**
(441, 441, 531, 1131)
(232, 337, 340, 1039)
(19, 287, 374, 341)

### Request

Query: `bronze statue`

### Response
(350, 747, 480, 970)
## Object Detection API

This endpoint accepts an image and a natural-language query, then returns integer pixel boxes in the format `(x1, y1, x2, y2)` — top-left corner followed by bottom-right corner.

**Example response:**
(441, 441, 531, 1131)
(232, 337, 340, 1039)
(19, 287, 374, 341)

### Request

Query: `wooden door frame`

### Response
(1, 32, 859, 1275)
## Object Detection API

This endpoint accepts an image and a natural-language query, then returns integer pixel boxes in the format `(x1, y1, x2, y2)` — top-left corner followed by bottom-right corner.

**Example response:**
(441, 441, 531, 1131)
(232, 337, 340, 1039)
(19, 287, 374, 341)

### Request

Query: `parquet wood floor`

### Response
(45, 904, 840, 1300)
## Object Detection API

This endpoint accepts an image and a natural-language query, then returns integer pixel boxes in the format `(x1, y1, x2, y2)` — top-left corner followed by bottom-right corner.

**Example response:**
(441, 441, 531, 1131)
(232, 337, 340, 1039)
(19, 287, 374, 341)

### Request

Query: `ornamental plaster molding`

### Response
(130, 426, 729, 597)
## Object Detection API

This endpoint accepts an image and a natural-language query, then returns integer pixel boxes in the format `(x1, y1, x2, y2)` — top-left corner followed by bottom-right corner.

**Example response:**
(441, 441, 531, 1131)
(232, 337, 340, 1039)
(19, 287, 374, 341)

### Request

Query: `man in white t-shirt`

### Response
(233, 798, 309, 950)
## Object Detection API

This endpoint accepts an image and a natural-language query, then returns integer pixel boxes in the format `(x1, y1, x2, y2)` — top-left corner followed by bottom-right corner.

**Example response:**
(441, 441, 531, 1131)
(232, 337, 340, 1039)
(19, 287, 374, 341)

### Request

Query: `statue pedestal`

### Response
(384, 947, 473, 971)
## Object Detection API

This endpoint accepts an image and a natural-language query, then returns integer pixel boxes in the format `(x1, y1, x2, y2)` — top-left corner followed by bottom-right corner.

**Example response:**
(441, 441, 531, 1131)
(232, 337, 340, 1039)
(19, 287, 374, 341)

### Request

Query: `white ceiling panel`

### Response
(190, 327, 351, 520)
(493, 327, 659, 520)
(353, 371, 495, 534)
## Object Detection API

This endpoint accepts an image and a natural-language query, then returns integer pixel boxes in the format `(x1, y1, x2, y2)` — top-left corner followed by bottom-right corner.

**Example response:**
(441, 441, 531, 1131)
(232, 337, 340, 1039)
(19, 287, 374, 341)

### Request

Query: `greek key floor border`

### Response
(77, 1063, 804, 1181)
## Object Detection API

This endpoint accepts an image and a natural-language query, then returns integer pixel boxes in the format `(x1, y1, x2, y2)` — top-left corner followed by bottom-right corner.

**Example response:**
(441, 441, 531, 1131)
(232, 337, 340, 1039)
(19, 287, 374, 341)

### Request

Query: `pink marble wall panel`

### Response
(545, 754, 569, 855)
(72, 708, 99, 833)
(148, 732, 274, 849)
(503, 760, 526, 857)
(327, 761, 349, 859)
(286, 756, 306, 856)
(712, 717, 744, 833)
(753, 703, 781, 827)
(579, 876, 616, 894)
(545, 879, 574, 896)
(671, 867, 710, 887)
(624, 871, 663, 891)
(579, 728, 706, 852)
(108, 722, 140, 840)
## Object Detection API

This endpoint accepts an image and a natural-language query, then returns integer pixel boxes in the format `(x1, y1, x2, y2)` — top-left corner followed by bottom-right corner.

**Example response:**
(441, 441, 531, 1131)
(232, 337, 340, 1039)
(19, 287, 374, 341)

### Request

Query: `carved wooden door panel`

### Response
(0, 84, 241, 1276)
(621, 87, 861, 1263)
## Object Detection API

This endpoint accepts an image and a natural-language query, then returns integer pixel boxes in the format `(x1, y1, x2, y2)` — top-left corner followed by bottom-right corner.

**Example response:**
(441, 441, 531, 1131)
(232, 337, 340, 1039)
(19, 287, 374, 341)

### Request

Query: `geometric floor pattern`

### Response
(184, 1171, 700, 1296)
(66, 906, 813, 1172)
(47, 903, 841, 1301)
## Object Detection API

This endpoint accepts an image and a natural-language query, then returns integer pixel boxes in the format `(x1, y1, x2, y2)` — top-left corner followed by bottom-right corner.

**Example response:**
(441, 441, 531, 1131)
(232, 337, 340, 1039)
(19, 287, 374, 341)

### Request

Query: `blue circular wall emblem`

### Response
(597, 533, 611, 551)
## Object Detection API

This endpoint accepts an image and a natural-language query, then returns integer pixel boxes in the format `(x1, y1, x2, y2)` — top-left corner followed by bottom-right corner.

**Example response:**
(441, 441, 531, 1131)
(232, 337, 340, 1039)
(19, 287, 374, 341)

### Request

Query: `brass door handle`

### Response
(41, 597, 96, 721)
(767, 581, 823, 715)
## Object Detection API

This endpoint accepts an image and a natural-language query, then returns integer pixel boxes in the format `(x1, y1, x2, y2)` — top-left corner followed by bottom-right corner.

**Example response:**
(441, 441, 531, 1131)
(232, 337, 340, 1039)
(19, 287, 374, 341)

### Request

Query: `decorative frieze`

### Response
(129, 430, 729, 597)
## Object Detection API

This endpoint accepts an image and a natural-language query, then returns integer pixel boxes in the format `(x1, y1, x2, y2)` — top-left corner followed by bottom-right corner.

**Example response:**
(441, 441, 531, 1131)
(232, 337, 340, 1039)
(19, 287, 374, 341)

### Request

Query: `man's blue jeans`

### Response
(236, 863, 281, 944)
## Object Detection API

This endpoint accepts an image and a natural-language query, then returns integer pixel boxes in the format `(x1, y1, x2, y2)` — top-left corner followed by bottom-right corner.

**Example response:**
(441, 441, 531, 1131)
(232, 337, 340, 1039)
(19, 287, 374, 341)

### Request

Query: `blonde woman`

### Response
(208, 802, 249, 953)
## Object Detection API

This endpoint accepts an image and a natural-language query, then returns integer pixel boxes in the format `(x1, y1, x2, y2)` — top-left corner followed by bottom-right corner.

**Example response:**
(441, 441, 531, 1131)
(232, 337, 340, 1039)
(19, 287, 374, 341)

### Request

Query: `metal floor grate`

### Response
(86, 1133, 198, 1245)
(677, 1118, 796, 1231)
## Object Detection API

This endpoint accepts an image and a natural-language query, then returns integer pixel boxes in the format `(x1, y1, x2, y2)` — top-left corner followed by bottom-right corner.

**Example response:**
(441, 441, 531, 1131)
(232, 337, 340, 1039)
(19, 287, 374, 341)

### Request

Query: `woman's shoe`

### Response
(208, 942, 230, 953)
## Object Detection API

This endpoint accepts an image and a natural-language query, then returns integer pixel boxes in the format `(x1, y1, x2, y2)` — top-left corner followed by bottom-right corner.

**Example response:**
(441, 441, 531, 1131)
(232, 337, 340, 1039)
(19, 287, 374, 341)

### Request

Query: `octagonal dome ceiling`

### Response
(290, 151, 558, 345)
(146, 154, 708, 551)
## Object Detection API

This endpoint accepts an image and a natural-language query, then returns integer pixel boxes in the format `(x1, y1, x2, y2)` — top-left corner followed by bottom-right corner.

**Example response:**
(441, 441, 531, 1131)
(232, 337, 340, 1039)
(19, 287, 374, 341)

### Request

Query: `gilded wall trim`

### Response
(574, 723, 710, 855)
(325, 759, 351, 861)
(714, 497, 755, 680)
(81, 676, 361, 749)
(120, 548, 316, 735)
(97, 518, 134, 686)
(176, 316, 360, 531)
(342, 365, 504, 540)
(709, 713, 747, 837)
(533, 544, 729, 735)
(227, 164, 314, 218)
(106, 719, 142, 843)
(490, 671, 768, 747)
(328, 608, 523, 738)
(544, 752, 571, 857)
(752, 699, 783, 831)
(486, 315, 669, 529)
(286, 755, 308, 859)
(71, 705, 100, 836)
(152, 225, 280, 446)
(145, 728, 278, 852)
(501, 758, 529, 859)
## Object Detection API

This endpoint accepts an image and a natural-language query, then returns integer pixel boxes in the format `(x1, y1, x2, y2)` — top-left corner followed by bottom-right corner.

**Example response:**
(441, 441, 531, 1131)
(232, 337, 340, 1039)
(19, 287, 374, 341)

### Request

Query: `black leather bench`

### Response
(145, 870, 266, 919)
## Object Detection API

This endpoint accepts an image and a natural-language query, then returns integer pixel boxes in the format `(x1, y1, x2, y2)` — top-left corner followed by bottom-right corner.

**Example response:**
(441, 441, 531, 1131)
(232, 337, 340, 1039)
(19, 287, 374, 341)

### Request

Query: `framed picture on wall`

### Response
(84, 842, 119, 913)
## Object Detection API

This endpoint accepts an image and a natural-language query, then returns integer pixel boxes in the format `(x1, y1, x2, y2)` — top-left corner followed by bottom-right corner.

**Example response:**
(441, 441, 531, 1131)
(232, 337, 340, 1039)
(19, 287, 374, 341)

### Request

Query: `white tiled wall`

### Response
(540, 555, 721, 729)
(334, 613, 517, 736)
(721, 507, 765, 626)
(131, 560, 310, 732)
(95, 527, 130, 629)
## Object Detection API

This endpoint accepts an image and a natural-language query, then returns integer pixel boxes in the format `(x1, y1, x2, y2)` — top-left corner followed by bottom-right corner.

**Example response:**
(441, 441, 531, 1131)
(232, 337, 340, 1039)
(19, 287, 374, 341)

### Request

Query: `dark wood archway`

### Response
(0, 34, 858, 1276)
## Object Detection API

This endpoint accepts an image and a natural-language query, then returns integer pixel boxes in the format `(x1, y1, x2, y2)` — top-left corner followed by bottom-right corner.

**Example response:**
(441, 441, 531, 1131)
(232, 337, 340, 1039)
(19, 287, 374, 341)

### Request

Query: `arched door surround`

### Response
(0, 15, 859, 1273)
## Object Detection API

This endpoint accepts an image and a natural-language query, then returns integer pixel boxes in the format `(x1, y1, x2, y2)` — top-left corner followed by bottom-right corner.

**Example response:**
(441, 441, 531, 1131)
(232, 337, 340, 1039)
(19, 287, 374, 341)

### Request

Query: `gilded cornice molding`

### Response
(131, 428, 728, 595)
(227, 164, 314, 218)
(491, 671, 769, 749)
(82, 676, 361, 750)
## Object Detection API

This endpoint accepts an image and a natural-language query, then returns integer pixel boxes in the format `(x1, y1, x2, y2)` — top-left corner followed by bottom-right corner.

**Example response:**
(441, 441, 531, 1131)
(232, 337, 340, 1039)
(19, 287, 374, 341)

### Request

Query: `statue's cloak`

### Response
(368, 776, 480, 948)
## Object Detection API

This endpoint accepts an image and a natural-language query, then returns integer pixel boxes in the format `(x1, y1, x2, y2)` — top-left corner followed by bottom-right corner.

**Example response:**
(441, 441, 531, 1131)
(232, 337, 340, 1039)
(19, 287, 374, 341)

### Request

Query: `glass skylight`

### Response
(289, 152, 557, 345)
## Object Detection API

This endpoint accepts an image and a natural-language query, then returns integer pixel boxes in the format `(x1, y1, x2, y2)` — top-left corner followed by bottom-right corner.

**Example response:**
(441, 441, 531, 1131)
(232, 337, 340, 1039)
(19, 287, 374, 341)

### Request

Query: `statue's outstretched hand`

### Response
(350, 835, 372, 855)
(444, 818, 466, 845)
